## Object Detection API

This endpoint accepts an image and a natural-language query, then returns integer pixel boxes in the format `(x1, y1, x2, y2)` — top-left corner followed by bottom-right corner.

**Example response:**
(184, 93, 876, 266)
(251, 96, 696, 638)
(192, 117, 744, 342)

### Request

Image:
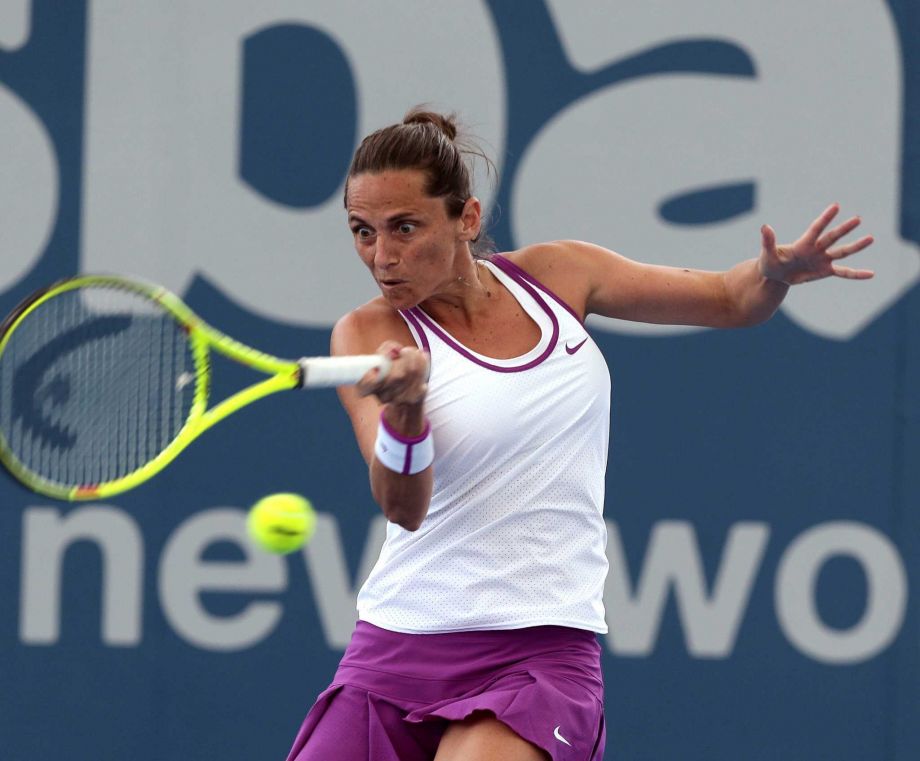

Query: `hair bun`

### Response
(403, 107, 458, 141)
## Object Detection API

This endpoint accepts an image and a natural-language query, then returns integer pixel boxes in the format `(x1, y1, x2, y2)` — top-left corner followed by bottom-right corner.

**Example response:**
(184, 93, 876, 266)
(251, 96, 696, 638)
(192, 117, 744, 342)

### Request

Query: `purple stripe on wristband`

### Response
(379, 410, 431, 444)
(403, 443, 413, 475)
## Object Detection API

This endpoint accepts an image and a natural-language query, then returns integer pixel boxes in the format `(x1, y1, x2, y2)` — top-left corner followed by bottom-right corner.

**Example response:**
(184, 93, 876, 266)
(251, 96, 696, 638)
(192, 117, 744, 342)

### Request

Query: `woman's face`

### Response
(346, 169, 477, 309)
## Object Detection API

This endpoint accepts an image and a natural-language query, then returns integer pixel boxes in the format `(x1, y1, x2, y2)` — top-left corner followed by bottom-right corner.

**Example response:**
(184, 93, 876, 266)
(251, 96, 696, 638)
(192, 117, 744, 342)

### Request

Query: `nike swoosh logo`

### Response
(553, 726, 572, 747)
(565, 337, 588, 355)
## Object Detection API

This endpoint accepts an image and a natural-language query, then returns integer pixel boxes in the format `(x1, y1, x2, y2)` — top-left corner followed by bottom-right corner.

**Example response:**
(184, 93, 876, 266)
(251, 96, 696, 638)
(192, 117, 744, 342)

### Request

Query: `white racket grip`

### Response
(297, 355, 391, 388)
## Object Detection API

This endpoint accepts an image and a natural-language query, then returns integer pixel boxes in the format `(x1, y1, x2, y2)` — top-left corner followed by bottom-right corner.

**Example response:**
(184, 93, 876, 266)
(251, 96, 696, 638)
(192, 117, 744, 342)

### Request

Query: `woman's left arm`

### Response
(538, 203, 874, 328)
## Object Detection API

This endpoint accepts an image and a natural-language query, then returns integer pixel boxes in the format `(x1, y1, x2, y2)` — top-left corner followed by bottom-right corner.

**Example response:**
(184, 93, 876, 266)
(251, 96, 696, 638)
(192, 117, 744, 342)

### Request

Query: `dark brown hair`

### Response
(345, 107, 495, 250)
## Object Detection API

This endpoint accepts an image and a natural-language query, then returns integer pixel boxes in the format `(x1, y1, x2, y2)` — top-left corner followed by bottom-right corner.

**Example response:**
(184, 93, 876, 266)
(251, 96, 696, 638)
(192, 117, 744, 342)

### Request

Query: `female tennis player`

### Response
(285, 108, 874, 761)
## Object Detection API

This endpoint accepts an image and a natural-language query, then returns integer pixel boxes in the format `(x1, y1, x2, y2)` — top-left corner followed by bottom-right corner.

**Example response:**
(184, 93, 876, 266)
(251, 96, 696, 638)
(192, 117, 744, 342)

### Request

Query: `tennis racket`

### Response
(0, 274, 389, 501)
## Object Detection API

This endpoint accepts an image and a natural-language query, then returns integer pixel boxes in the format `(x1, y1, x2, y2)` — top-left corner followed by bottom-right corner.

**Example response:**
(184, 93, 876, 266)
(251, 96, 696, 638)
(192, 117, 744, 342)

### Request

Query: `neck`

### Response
(421, 257, 498, 328)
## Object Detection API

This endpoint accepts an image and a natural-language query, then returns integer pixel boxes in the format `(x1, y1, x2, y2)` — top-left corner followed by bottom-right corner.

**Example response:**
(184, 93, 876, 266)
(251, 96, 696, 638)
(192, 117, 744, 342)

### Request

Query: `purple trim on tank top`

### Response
(406, 263, 560, 373)
(399, 307, 431, 354)
(490, 253, 584, 325)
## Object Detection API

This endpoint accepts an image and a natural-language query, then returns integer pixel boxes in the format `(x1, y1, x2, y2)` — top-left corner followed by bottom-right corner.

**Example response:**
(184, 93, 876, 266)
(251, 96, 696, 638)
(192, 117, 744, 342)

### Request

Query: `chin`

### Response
(380, 289, 418, 311)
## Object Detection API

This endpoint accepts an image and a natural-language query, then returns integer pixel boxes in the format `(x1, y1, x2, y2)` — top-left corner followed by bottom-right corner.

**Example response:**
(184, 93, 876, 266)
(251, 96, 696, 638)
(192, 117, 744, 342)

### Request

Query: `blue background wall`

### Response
(1, 2, 918, 759)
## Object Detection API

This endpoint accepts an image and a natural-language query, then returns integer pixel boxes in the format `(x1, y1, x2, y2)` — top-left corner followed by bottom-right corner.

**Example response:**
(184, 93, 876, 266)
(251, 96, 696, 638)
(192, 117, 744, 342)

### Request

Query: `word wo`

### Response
(18, 507, 907, 664)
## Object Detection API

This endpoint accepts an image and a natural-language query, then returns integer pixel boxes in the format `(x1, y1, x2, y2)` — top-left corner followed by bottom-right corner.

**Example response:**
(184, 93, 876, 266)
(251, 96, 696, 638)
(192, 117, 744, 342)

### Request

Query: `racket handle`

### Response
(297, 355, 391, 388)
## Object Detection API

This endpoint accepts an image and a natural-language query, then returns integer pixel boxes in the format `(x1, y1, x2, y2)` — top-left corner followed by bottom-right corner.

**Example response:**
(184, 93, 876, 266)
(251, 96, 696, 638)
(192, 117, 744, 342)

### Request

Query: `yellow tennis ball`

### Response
(246, 493, 316, 554)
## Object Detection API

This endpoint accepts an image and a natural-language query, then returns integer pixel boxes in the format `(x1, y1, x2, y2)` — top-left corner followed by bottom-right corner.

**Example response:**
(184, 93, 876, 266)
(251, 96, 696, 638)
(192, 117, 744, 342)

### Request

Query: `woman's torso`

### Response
(357, 254, 612, 634)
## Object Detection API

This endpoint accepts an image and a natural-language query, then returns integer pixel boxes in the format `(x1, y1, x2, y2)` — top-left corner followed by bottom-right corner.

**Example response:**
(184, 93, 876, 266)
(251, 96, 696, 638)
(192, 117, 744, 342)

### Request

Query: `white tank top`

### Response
(357, 255, 611, 633)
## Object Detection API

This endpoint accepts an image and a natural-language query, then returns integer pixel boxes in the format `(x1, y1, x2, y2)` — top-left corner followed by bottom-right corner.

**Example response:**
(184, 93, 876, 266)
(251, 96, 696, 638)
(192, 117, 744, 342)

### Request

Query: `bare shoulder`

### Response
(331, 296, 415, 355)
(501, 240, 623, 320)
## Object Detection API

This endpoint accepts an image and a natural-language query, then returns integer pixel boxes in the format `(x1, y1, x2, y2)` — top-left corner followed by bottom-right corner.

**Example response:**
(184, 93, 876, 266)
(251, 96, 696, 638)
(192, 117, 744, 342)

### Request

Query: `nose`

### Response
(373, 235, 398, 270)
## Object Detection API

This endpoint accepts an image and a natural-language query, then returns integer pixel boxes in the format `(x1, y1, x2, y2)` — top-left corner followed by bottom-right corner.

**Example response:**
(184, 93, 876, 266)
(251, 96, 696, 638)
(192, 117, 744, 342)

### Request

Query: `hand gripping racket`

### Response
(0, 275, 389, 501)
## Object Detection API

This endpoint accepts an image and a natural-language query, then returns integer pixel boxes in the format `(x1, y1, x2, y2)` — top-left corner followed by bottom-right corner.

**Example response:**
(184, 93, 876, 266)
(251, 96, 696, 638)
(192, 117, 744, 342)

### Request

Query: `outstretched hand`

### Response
(759, 204, 875, 285)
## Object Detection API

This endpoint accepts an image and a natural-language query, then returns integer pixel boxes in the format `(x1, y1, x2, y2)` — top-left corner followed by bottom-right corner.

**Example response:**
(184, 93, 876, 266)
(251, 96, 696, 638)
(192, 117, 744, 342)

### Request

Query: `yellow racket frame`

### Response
(0, 275, 302, 501)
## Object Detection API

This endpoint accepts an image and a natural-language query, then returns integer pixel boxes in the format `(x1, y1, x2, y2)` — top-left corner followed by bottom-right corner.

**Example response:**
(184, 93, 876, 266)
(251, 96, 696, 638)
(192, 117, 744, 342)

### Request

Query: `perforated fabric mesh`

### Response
(358, 259, 612, 634)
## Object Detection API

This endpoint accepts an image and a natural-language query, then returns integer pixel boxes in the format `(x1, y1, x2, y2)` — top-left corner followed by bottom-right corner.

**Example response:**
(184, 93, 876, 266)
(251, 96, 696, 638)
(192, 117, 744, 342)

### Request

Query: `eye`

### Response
(353, 226, 373, 241)
(397, 222, 416, 235)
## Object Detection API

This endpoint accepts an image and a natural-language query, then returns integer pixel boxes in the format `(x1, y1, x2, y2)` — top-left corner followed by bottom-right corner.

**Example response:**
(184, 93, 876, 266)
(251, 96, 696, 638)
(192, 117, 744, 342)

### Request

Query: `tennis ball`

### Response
(246, 493, 316, 554)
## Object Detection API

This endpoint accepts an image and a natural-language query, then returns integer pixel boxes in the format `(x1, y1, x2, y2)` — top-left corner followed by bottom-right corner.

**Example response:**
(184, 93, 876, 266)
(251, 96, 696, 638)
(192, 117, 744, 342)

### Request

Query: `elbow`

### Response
(382, 503, 427, 532)
(394, 515, 425, 532)
(370, 462, 432, 531)
(371, 478, 430, 531)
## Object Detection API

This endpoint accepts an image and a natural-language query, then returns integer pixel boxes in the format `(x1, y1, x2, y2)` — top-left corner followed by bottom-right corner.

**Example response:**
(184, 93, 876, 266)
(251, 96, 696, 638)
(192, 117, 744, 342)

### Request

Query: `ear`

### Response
(457, 197, 482, 242)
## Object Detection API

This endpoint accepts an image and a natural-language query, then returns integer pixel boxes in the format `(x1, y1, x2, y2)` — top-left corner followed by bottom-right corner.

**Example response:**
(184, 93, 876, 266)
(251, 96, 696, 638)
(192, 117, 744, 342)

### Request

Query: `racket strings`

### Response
(0, 286, 196, 488)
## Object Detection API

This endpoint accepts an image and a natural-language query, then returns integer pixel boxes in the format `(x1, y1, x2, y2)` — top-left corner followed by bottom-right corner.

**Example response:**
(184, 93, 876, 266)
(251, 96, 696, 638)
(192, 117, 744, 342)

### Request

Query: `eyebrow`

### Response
(347, 210, 420, 226)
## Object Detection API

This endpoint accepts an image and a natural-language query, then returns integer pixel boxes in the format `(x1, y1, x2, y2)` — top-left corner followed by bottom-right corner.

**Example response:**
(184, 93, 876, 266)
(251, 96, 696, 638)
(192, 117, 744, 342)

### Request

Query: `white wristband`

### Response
(374, 412, 434, 475)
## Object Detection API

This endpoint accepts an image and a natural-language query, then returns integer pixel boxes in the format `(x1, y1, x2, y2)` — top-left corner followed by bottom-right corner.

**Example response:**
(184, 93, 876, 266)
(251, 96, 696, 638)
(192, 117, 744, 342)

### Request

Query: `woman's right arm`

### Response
(331, 306, 432, 531)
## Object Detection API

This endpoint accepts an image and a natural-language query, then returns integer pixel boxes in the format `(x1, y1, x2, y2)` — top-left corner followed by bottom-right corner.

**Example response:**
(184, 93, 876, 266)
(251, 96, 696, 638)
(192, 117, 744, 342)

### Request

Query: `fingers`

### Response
(805, 203, 841, 242)
(761, 224, 776, 255)
(759, 206, 874, 286)
(831, 264, 875, 280)
(829, 231, 875, 279)
(816, 215, 861, 250)
(376, 340, 404, 360)
(356, 341, 400, 388)
(357, 343, 429, 405)
(827, 234, 875, 260)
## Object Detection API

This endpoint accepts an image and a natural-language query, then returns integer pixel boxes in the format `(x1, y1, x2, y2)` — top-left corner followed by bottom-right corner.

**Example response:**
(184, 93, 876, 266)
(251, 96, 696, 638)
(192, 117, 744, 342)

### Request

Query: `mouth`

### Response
(378, 279, 406, 289)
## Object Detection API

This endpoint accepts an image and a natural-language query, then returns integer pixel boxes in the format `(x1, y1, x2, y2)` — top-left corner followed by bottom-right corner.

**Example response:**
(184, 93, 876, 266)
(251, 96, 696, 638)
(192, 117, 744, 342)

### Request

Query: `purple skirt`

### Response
(285, 621, 605, 761)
